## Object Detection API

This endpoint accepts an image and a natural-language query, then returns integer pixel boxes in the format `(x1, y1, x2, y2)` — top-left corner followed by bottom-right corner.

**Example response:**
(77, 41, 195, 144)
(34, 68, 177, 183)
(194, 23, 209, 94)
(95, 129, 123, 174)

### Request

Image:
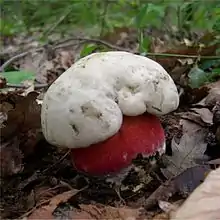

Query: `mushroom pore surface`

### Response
(41, 51, 179, 149)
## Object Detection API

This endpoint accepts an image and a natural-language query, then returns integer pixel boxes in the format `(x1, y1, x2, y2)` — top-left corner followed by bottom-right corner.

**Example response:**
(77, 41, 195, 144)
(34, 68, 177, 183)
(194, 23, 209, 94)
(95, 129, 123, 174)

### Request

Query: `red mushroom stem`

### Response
(71, 113, 165, 176)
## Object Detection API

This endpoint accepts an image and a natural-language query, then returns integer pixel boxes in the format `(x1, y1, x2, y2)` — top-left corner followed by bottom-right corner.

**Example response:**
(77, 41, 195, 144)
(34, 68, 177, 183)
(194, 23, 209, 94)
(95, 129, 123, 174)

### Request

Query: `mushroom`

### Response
(41, 51, 179, 178)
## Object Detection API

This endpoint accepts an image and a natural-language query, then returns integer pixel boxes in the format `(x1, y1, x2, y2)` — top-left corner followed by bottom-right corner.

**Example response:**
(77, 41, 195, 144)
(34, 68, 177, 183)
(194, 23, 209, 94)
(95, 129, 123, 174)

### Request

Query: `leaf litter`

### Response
(0, 27, 220, 220)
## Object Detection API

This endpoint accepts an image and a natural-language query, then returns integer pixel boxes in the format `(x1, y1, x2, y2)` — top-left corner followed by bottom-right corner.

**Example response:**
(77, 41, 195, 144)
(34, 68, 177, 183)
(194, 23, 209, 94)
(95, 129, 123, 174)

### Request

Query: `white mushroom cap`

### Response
(41, 51, 179, 149)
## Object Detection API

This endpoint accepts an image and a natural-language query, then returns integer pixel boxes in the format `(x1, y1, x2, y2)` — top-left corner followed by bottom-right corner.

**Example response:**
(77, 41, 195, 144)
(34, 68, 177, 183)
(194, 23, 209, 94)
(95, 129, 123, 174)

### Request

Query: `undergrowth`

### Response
(1, 0, 220, 40)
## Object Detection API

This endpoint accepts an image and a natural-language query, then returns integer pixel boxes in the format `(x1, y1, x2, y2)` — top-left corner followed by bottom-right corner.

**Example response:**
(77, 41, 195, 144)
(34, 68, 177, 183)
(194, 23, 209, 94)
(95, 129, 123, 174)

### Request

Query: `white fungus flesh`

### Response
(41, 51, 179, 149)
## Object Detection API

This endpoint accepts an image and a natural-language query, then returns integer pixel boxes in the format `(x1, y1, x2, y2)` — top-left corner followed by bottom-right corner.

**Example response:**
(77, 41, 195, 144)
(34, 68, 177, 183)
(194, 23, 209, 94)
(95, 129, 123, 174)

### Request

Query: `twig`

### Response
(54, 37, 220, 59)
(42, 150, 70, 173)
(0, 51, 29, 72)
(0, 48, 43, 72)
(144, 178, 176, 210)
(54, 37, 132, 52)
(1, 36, 220, 74)
(6, 83, 49, 89)
(19, 185, 88, 219)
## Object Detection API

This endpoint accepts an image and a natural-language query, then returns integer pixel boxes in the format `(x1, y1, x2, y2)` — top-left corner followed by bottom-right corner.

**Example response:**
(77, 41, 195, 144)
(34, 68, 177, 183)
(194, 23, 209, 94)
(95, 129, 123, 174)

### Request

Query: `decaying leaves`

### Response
(190, 108, 213, 125)
(195, 80, 220, 107)
(0, 91, 42, 173)
(171, 167, 220, 220)
(62, 203, 142, 220)
(143, 165, 210, 210)
(0, 138, 23, 177)
(161, 119, 208, 179)
(27, 188, 86, 219)
(0, 91, 41, 140)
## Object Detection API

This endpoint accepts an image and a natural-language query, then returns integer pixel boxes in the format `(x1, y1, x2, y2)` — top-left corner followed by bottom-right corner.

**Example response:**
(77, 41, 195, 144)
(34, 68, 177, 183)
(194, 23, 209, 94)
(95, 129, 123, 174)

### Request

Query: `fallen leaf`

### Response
(21, 80, 35, 96)
(171, 167, 220, 220)
(143, 165, 210, 210)
(169, 64, 190, 86)
(46, 50, 74, 84)
(158, 200, 180, 214)
(183, 38, 193, 47)
(177, 58, 194, 65)
(161, 119, 208, 178)
(152, 212, 169, 220)
(213, 102, 220, 125)
(179, 111, 208, 127)
(190, 108, 213, 125)
(207, 158, 220, 166)
(172, 165, 211, 196)
(0, 76, 7, 88)
(0, 71, 35, 85)
(188, 66, 211, 89)
(153, 38, 218, 72)
(80, 43, 99, 58)
(66, 203, 142, 220)
(0, 138, 23, 177)
(0, 91, 42, 158)
(1, 91, 41, 140)
(101, 27, 137, 50)
(195, 80, 220, 107)
(27, 188, 85, 219)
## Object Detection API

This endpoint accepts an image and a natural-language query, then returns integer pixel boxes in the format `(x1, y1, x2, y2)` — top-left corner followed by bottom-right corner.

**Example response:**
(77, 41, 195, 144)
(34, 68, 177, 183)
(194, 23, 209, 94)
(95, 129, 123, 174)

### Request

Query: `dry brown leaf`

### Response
(190, 108, 213, 125)
(172, 165, 211, 196)
(27, 188, 84, 219)
(17, 50, 49, 83)
(46, 50, 74, 84)
(158, 201, 179, 214)
(179, 111, 208, 127)
(1, 91, 41, 140)
(153, 36, 218, 73)
(0, 76, 7, 88)
(0, 138, 23, 177)
(152, 212, 169, 220)
(207, 158, 220, 166)
(195, 80, 220, 107)
(171, 167, 220, 220)
(15, 48, 74, 84)
(66, 203, 142, 220)
(0, 92, 42, 159)
(101, 27, 138, 50)
(143, 165, 210, 210)
(161, 119, 208, 178)
(169, 64, 190, 86)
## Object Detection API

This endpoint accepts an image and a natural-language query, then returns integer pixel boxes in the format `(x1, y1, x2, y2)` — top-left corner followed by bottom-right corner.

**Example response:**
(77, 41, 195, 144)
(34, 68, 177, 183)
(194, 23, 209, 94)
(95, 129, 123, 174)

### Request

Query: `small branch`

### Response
(55, 37, 220, 59)
(1, 36, 220, 73)
(0, 48, 43, 72)
(54, 37, 131, 52)
(0, 51, 30, 72)
(6, 83, 49, 89)
(42, 150, 70, 173)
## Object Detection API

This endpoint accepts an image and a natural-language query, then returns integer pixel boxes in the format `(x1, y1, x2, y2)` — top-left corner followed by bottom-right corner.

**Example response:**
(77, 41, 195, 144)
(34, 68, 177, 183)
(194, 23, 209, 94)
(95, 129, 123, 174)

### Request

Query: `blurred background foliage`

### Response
(1, 0, 220, 88)
(1, 0, 220, 39)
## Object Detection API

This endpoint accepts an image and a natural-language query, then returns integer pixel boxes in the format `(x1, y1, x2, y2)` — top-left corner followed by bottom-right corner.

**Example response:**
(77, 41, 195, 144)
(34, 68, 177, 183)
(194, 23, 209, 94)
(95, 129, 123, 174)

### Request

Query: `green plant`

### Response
(1, 0, 220, 54)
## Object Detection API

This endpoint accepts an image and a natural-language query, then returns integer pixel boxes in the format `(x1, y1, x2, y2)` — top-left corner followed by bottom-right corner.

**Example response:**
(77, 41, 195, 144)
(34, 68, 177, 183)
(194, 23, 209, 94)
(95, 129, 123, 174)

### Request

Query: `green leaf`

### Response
(210, 68, 220, 81)
(188, 66, 209, 88)
(134, 4, 149, 28)
(0, 71, 35, 84)
(80, 44, 98, 58)
(199, 60, 220, 70)
(138, 31, 150, 53)
(188, 66, 220, 88)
